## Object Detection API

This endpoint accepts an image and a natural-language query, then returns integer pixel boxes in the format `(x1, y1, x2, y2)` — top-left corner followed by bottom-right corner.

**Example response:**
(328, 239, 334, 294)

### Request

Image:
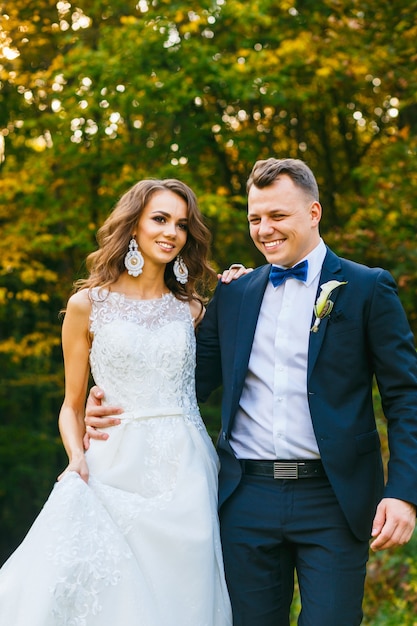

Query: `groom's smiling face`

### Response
(247, 174, 322, 268)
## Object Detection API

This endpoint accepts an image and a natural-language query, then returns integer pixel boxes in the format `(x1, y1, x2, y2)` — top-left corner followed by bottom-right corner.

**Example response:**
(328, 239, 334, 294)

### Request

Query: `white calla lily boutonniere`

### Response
(310, 280, 347, 333)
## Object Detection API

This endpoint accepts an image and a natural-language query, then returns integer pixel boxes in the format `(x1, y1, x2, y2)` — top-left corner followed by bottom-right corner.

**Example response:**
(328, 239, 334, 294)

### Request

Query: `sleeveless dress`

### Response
(0, 290, 232, 626)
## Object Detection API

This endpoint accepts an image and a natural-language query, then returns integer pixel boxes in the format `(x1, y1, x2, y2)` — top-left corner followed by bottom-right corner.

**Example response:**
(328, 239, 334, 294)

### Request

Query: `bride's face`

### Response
(134, 190, 188, 268)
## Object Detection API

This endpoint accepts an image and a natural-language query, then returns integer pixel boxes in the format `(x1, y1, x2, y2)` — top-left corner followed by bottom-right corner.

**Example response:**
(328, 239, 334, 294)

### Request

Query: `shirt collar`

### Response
(303, 238, 326, 286)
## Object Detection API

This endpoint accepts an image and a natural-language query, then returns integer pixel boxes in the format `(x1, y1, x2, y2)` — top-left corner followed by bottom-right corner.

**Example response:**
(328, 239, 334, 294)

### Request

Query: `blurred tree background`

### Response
(1, 0, 417, 622)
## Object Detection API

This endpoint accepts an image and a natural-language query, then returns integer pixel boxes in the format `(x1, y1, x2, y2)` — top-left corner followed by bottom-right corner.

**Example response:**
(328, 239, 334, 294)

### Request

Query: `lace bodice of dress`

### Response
(89, 289, 204, 429)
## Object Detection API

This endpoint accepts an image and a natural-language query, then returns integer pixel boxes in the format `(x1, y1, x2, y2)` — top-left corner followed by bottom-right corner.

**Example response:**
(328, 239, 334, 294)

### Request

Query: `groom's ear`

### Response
(310, 201, 322, 227)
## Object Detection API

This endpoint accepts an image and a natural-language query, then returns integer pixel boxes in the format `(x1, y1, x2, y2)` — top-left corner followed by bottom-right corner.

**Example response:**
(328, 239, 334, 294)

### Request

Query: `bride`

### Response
(0, 178, 236, 625)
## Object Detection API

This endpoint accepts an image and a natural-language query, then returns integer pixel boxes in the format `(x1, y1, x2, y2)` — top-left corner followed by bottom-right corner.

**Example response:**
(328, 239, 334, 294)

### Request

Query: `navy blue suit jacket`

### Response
(196, 248, 417, 541)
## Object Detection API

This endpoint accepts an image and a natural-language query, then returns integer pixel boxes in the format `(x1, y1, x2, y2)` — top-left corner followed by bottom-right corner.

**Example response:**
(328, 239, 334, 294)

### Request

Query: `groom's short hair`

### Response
(247, 157, 319, 202)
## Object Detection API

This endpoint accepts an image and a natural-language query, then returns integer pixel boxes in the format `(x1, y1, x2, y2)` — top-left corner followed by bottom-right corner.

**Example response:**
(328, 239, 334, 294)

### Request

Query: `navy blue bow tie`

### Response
(269, 260, 308, 287)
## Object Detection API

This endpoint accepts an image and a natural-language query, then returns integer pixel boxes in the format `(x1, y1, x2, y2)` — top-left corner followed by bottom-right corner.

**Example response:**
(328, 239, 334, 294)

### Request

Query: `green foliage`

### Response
(0, 424, 66, 564)
(363, 534, 417, 625)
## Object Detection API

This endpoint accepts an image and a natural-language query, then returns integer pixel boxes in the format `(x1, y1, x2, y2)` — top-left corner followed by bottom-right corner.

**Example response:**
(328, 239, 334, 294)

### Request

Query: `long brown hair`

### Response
(75, 179, 216, 301)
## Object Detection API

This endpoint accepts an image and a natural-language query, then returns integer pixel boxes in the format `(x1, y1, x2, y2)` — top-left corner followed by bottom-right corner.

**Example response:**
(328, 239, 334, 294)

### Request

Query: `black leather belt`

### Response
(241, 459, 326, 479)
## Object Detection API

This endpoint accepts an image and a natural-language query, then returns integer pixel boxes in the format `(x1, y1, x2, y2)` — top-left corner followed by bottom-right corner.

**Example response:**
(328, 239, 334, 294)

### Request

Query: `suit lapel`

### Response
(307, 249, 345, 379)
(228, 265, 270, 425)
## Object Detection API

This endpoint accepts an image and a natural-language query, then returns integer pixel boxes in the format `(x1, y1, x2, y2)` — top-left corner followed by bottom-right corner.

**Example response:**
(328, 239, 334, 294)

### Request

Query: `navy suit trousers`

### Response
(219, 472, 369, 626)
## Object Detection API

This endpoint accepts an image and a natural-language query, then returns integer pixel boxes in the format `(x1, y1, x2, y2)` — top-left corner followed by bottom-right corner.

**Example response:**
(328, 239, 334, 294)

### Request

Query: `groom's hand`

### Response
(370, 497, 416, 551)
(83, 385, 123, 449)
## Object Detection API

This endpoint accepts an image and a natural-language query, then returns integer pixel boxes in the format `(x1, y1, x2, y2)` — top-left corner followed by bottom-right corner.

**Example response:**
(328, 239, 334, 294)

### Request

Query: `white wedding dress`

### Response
(0, 290, 232, 626)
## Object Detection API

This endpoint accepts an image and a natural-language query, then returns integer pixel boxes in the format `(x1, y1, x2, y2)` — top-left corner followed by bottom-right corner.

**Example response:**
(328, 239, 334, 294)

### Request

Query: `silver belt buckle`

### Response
(273, 461, 299, 479)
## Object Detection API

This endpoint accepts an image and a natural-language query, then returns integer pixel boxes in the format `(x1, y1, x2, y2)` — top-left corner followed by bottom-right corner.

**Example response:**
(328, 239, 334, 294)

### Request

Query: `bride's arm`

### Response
(217, 263, 253, 283)
(57, 290, 92, 483)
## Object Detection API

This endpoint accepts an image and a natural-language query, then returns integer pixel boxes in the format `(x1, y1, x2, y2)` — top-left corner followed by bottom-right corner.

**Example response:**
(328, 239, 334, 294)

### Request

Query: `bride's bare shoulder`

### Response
(65, 289, 92, 315)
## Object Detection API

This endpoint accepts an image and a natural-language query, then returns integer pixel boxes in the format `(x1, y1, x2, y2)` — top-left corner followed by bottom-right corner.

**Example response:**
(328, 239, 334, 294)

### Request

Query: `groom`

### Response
(194, 158, 417, 625)
(86, 158, 417, 625)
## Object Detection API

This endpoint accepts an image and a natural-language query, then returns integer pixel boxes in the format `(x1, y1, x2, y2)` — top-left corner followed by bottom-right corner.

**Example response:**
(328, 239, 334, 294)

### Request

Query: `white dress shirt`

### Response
(229, 239, 327, 460)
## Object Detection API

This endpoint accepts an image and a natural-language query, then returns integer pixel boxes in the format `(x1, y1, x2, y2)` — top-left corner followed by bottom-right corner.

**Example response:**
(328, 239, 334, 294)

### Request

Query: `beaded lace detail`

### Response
(89, 289, 204, 430)
(46, 473, 133, 625)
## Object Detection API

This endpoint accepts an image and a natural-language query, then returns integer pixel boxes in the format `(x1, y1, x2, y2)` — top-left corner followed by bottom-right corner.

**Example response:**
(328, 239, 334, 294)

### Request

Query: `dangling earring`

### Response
(173, 255, 188, 284)
(124, 237, 144, 277)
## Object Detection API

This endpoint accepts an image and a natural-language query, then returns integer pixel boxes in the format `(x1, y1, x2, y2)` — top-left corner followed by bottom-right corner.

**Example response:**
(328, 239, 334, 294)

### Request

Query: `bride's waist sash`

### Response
(106, 406, 185, 424)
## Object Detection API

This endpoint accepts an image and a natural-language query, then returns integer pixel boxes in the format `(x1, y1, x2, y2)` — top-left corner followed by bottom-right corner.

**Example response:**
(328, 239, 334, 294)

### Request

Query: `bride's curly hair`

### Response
(75, 179, 217, 301)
